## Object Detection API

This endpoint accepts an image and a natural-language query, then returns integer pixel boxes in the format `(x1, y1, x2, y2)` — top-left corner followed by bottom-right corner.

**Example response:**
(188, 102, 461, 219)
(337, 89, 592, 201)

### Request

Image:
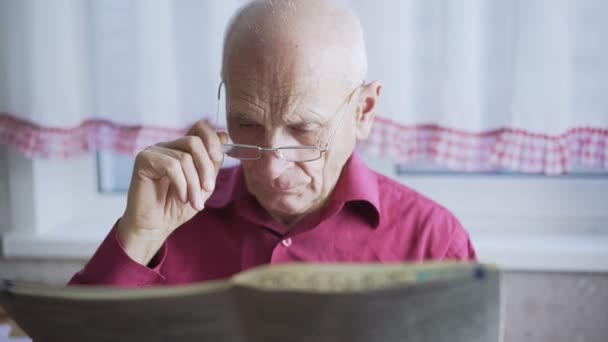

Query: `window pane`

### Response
(97, 151, 241, 193)
(97, 152, 135, 193)
(397, 162, 608, 177)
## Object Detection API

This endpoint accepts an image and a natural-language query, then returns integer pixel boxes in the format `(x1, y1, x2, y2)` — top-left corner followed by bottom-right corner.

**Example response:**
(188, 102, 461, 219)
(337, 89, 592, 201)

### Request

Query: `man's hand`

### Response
(117, 121, 228, 265)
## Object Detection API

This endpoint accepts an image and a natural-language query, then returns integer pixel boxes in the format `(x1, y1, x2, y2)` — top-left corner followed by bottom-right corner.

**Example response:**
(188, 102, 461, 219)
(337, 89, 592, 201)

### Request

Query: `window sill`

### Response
(2, 224, 107, 259)
(3, 225, 607, 272)
(471, 231, 608, 272)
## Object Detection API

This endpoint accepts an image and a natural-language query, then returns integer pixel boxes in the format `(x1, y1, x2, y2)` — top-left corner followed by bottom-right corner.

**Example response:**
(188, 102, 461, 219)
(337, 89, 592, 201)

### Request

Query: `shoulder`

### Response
(375, 171, 449, 220)
(374, 171, 476, 260)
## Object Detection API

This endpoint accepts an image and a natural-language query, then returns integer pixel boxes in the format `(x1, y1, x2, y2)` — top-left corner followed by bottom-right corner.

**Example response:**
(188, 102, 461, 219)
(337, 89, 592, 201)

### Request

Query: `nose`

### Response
(254, 150, 292, 179)
(254, 131, 293, 179)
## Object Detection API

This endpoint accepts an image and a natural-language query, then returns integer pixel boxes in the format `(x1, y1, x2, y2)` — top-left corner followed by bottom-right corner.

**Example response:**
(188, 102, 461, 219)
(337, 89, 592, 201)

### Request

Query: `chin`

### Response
(258, 191, 312, 217)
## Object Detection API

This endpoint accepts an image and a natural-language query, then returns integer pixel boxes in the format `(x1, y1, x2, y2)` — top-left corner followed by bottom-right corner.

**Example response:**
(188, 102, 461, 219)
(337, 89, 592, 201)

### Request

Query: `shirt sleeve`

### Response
(444, 234, 477, 261)
(67, 221, 168, 287)
(415, 201, 478, 262)
(440, 211, 478, 261)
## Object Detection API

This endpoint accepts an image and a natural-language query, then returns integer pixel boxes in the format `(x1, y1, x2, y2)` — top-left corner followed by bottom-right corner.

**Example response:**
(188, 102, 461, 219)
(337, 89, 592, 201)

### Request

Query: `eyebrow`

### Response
(227, 111, 256, 120)
(228, 110, 328, 126)
(287, 108, 330, 123)
(304, 109, 326, 122)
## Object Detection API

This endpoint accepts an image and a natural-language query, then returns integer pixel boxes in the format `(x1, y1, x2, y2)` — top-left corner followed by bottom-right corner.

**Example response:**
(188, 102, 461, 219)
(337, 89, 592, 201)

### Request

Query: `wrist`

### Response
(116, 219, 168, 266)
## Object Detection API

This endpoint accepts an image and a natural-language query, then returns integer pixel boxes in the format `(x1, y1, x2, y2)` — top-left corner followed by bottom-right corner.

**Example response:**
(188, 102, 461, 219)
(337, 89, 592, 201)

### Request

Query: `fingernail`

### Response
(195, 194, 205, 211)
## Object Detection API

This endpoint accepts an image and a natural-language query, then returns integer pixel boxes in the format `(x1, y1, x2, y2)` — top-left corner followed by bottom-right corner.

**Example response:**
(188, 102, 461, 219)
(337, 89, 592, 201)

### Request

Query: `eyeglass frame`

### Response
(214, 81, 362, 162)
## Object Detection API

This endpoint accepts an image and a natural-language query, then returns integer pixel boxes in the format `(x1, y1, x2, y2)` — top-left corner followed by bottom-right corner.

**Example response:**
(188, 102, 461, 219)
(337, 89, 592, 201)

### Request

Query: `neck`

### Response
(268, 197, 328, 229)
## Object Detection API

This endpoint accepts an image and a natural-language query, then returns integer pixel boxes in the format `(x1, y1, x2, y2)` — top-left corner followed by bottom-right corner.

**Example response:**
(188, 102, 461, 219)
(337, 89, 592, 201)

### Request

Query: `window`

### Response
(2, 135, 608, 272)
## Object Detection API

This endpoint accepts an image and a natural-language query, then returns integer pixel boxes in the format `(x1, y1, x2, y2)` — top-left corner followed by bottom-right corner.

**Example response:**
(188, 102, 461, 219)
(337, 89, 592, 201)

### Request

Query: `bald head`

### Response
(222, 0, 367, 88)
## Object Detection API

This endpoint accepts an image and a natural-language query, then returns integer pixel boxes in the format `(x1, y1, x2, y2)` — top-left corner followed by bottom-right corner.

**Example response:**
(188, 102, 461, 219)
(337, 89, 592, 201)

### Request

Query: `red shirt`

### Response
(69, 152, 476, 287)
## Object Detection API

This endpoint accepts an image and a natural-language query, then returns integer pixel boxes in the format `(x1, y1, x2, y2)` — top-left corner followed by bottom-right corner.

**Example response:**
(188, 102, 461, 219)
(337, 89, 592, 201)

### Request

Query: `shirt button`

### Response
(281, 238, 292, 247)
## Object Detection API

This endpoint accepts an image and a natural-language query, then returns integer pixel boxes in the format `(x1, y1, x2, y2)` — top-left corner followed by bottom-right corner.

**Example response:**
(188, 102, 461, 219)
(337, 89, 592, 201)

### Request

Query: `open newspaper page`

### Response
(0, 262, 501, 342)
(232, 262, 501, 342)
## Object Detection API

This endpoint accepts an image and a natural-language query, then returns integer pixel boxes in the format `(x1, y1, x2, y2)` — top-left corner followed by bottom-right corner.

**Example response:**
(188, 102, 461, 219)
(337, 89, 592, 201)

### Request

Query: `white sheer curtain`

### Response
(1, 0, 607, 174)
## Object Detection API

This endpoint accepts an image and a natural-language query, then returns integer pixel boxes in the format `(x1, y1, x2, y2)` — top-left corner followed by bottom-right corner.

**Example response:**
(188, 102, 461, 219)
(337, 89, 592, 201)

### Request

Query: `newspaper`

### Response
(0, 262, 501, 342)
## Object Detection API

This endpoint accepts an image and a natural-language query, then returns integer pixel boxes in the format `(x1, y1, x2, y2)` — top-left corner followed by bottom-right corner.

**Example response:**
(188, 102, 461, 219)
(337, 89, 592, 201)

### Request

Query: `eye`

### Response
(239, 123, 259, 128)
(237, 121, 262, 129)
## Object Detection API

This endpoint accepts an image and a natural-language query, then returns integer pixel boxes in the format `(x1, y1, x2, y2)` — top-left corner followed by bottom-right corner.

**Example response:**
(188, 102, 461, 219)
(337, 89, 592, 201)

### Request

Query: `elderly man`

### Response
(70, 0, 475, 287)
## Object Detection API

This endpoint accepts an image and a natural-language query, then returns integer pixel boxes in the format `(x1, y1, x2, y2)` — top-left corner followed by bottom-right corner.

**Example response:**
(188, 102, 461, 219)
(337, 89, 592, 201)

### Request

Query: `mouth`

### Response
(262, 184, 303, 194)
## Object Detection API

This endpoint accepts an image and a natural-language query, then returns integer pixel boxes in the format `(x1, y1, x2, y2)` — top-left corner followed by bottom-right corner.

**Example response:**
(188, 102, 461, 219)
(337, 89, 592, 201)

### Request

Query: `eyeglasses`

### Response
(215, 82, 360, 162)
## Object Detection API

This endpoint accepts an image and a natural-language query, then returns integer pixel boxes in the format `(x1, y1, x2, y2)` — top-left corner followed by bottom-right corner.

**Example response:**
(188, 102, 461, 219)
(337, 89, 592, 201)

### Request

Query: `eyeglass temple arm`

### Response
(215, 81, 225, 131)
(322, 85, 361, 151)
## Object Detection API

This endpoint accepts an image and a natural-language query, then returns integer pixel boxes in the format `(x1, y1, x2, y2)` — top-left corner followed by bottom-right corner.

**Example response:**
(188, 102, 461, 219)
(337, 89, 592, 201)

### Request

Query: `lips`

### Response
(249, 172, 309, 194)
(263, 184, 301, 194)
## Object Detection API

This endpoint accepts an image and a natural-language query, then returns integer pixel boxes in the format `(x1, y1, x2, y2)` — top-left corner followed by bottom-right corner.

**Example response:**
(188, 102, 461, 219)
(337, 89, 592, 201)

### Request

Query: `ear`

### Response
(354, 80, 383, 140)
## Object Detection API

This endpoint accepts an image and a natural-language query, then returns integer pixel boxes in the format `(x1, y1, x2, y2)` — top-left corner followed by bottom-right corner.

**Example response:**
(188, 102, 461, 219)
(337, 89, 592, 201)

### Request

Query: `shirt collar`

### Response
(205, 151, 381, 228)
(205, 165, 247, 209)
(328, 151, 381, 228)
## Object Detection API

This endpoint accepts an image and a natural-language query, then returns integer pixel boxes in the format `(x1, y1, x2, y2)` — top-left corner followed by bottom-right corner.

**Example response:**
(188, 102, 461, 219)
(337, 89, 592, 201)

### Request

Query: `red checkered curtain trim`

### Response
(358, 119, 608, 175)
(0, 114, 187, 159)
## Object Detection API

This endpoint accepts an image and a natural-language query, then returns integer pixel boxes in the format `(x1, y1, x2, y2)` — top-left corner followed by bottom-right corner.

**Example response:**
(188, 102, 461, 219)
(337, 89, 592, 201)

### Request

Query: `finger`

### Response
(214, 132, 230, 170)
(157, 136, 213, 191)
(148, 146, 205, 211)
(188, 121, 225, 164)
(135, 149, 188, 204)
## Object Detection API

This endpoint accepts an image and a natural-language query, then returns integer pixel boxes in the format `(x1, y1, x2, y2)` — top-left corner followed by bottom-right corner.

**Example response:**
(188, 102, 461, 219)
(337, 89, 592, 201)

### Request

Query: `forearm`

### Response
(67, 222, 168, 287)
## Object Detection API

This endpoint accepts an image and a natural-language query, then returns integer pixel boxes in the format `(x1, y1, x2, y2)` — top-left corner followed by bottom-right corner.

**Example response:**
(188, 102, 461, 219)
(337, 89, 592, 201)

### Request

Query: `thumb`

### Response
(212, 131, 230, 172)
(218, 131, 229, 145)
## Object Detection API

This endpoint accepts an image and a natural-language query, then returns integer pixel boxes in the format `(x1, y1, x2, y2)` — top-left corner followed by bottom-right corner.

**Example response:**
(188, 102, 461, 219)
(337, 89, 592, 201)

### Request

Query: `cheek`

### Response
(300, 159, 332, 191)
(319, 145, 352, 185)
(239, 160, 254, 174)
(335, 123, 358, 156)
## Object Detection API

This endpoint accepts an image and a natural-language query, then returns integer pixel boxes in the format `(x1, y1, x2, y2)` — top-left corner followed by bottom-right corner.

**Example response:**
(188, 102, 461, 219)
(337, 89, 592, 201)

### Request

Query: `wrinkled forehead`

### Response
(224, 81, 333, 126)
(225, 38, 339, 90)
(223, 24, 355, 115)
(223, 57, 349, 124)
(225, 59, 316, 103)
